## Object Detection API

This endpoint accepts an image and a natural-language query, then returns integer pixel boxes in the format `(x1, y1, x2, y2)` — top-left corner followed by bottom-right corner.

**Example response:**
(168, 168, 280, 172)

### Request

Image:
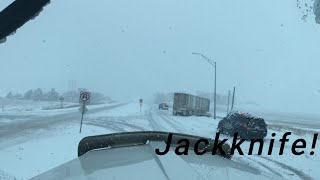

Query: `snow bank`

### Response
(0, 124, 111, 180)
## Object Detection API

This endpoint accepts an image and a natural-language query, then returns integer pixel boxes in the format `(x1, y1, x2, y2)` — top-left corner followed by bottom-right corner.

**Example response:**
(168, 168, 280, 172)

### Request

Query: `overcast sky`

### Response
(1, 0, 320, 113)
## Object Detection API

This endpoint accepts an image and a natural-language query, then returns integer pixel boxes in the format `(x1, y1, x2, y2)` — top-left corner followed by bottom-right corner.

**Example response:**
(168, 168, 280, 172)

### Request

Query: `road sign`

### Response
(79, 91, 91, 104)
(59, 96, 64, 108)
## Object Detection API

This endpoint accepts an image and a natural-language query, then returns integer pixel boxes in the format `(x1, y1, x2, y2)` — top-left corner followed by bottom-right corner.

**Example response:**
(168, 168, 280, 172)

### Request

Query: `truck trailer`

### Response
(173, 93, 210, 116)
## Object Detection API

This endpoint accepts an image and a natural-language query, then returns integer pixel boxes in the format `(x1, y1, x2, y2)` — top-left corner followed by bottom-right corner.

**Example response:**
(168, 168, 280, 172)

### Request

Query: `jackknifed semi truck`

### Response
(173, 93, 210, 116)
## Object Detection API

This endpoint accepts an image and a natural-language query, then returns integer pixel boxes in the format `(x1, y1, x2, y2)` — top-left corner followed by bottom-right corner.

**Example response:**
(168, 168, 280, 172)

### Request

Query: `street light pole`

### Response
(227, 90, 231, 114)
(214, 61, 216, 119)
(192, 52, 217, 119)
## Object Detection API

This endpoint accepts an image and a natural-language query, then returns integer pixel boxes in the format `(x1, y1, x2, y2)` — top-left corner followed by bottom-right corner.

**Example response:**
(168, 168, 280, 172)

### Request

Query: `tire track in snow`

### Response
(85, 121, 126, 132)
(257, 156, 313, 180)
(157, 110, 217, 138)
(153, 109, 195, 134)
(240, 156, 283, 178)
(232, 139, 312, 180)
(146, 109, 173, 131)
(86, 116, 146, 132)
(159, 114, 190, 133)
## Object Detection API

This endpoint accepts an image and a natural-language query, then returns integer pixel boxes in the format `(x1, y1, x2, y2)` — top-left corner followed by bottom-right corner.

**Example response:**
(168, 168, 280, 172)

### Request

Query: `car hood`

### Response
(30, 141, 279, 180)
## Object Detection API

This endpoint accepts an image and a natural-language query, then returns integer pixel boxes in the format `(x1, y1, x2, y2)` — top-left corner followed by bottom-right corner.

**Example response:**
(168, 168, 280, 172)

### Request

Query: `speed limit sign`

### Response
(79, 91, 91, 104)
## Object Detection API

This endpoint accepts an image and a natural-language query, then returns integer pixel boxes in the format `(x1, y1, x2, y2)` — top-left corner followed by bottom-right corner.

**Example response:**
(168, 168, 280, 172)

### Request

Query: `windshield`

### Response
(1, 0, 320, 179)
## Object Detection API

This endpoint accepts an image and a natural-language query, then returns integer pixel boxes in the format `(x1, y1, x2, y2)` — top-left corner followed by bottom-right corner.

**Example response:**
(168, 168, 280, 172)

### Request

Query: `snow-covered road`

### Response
(0, 102, 127, 146)
(0, 102, 319, 180)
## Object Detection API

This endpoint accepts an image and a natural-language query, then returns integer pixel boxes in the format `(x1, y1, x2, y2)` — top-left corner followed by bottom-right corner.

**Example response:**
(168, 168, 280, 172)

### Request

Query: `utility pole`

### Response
(214, 62, 217, 119)
(231, 87, 236, 112)
(192, 52, 217, 119)
(227, 90, 231, 114)
(139, 99, 143, 112)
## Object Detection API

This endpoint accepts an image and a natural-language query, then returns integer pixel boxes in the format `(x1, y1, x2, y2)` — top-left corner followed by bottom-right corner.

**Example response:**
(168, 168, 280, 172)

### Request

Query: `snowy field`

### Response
(0, 100, 320, 180)
(0, 99, 120, 118)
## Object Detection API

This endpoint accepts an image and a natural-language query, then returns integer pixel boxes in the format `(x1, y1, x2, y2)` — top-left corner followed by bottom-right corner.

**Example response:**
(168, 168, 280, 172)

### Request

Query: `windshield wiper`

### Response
(78, 131, 231, 159)
(0, 0, 50, 43)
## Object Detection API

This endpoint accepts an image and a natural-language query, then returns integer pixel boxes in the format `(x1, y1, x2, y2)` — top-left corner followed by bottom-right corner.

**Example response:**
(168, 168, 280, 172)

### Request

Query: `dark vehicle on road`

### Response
(173, 93, 210, 116)
(217, 112, 268, 139)
(159, 103, 169, 110)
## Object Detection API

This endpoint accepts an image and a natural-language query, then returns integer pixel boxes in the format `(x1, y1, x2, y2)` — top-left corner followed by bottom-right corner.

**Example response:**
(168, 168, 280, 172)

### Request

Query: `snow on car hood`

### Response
(30, 142, 278, 180)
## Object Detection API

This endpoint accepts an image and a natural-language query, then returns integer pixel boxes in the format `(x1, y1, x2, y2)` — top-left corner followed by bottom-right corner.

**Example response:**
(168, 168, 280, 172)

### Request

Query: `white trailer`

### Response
(172, 93, 210, 116)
